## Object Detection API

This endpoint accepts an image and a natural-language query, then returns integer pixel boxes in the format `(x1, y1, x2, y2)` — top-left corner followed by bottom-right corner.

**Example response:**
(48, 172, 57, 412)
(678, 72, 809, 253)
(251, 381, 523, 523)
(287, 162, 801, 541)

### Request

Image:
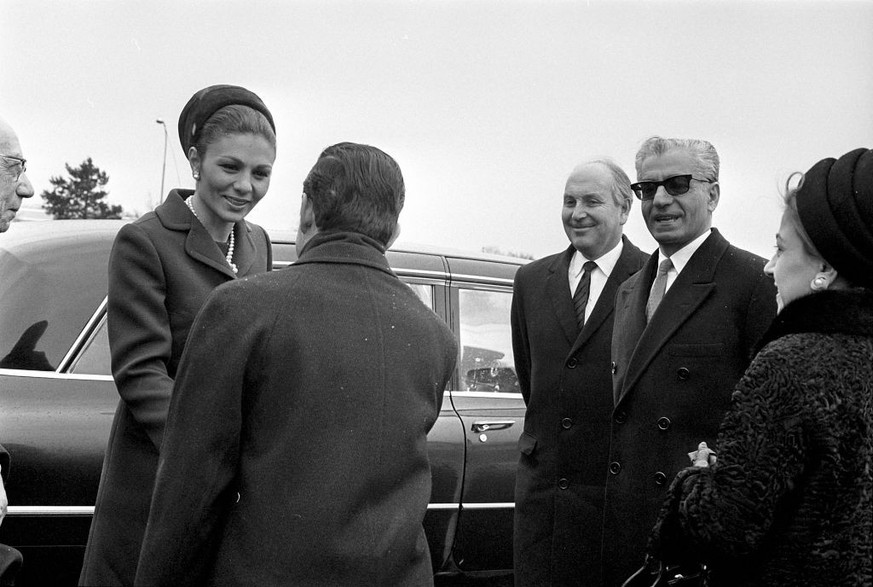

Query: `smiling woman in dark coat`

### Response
(647, 147, 873, 586)
(79, 85, 276, 587)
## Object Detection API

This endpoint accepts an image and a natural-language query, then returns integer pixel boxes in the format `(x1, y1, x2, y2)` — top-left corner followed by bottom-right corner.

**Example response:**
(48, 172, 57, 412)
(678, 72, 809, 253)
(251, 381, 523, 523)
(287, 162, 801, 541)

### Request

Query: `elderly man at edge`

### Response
(512, 159, 648, 585)
(603, 137, 776, 585)
(0, 115, 35, 585)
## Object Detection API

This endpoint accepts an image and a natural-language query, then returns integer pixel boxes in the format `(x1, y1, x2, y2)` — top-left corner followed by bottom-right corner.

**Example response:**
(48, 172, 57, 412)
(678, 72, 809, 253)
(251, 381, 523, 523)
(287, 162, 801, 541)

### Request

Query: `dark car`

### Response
(0, 220, 527, 585)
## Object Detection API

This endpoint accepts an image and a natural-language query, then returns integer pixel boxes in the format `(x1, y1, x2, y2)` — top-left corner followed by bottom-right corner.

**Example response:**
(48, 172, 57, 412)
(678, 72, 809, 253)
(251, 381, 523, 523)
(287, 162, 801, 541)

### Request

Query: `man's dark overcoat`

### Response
(79, 190, 271, 586)
(602, 229, 776, 586)
(135, 231, 458, 586)
(512, 236, 648, 586)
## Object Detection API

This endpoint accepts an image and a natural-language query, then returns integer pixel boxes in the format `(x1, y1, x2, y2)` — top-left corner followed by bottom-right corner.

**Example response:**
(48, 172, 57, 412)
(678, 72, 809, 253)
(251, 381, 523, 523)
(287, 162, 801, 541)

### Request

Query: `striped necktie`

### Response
(646, 258, 673, 322)
(573, 261, 598, 329)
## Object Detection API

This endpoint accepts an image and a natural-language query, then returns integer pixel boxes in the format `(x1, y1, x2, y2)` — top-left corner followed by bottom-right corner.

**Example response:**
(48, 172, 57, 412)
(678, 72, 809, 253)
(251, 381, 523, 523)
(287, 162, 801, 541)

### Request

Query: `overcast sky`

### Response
(3, 0, 872, 259)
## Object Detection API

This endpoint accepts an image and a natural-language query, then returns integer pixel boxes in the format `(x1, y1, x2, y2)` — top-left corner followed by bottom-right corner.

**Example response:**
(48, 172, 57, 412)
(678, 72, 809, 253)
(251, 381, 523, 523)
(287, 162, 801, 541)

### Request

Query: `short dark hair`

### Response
(303, 142, 405, 246)
(194, 104, 276, 156)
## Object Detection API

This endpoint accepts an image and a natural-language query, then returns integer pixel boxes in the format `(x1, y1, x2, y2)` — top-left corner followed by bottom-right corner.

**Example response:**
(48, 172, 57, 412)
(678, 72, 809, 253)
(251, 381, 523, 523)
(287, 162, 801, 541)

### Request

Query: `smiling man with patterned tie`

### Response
(602, 136, 777, 586)
(511, 159, 648, 586)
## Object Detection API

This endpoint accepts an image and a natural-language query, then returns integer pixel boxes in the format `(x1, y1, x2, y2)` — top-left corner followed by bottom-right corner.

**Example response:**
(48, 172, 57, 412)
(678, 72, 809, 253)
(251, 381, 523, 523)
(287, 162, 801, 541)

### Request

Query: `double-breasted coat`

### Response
(135, 231, 458, 586)
(512, 236, 648, 586)
(602, 229, 776, 586)
(79, 190, 271, 586)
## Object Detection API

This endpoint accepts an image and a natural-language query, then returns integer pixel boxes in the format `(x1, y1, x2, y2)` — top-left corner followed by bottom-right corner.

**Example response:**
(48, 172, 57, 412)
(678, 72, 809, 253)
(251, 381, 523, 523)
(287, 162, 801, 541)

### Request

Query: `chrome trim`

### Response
(395, 269, 449, 280)
(0, 368, 113, 382)
(449, 391, 524, 400)
(6, 504, 513, 515)
(7, 506, 93, 516)
(460, 502, 515, 510)
(449, 273, 515, 287)
(57, 296, 108, 373)
(471, 420, 515, 433)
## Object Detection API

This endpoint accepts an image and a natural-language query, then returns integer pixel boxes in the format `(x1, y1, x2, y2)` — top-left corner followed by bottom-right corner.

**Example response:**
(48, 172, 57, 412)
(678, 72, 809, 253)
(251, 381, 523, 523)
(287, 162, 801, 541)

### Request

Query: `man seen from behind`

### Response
(135, 142, 458, 586)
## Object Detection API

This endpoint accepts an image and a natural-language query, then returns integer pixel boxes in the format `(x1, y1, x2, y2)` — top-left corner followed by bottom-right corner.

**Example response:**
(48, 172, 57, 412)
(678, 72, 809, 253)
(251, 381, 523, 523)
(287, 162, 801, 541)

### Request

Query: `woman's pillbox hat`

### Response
(796, 147, 873, 288)
(177, 84, 275, 155)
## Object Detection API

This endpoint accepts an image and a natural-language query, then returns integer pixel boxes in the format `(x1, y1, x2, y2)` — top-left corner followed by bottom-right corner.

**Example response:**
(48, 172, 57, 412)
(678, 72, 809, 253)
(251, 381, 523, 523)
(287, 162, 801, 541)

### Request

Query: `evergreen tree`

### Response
(41, 158, 123, 219)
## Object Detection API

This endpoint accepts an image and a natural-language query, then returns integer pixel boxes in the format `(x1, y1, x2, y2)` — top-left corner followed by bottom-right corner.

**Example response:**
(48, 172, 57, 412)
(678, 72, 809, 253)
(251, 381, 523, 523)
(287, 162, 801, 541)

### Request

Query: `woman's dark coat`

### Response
(650, 289, 873, 586)
(79, 190, 271, 586)
(135, 231, 458, 586)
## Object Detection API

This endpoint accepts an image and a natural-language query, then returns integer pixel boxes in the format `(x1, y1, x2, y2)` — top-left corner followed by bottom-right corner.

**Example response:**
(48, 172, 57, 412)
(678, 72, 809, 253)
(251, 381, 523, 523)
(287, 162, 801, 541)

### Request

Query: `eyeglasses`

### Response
(0, 154, 27, 182)
(630, 174, 712, 201)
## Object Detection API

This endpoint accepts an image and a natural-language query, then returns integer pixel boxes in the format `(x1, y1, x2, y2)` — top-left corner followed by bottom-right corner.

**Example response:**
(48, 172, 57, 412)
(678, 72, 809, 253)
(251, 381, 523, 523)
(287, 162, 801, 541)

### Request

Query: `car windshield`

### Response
(0, 224, 113, 371)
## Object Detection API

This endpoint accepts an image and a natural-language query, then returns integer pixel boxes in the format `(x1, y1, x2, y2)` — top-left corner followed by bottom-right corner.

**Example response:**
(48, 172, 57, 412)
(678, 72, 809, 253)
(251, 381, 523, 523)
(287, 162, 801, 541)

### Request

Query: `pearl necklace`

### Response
(185, 196, 238, 274)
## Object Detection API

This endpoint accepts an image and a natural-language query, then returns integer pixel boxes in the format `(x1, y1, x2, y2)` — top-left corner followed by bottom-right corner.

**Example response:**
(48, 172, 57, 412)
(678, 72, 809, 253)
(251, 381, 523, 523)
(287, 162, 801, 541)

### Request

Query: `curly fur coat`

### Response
(649, 288, 873, 587)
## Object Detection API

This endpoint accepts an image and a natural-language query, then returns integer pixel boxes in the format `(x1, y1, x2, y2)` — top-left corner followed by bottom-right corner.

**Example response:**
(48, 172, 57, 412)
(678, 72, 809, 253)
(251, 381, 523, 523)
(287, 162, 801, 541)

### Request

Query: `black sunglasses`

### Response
(630, 174, 712, 201)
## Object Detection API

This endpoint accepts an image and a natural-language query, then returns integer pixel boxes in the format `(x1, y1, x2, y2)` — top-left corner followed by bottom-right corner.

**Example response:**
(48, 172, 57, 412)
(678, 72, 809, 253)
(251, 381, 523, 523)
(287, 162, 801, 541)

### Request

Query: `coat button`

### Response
(677, 367, 690, 381)
(611, 361, 617, 374)
(654, 471, 667, 485)
(657, 416, 671, 431)
(608, 462, 621, 475)
(561, 417, 573, 429)
(614, 410, 627, 424)
(558, 478, 569, 490)
(567, 358, 578, 369)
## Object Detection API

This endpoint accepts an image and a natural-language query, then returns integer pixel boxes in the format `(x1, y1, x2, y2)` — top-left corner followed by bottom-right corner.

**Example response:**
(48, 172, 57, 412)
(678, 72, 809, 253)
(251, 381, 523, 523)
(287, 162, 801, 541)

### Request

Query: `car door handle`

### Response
(471, 420, 515, 433)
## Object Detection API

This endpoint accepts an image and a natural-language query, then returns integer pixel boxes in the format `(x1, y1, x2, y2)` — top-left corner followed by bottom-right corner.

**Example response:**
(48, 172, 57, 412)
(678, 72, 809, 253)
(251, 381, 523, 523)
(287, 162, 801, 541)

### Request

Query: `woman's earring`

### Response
(811, 275, 828, 291)
(192, 170, 200, 181)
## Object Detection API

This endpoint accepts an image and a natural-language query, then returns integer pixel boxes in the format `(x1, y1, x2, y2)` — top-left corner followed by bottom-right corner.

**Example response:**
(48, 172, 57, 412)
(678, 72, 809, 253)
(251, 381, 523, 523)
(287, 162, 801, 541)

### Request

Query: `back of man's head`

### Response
(303, 142, 405, 246)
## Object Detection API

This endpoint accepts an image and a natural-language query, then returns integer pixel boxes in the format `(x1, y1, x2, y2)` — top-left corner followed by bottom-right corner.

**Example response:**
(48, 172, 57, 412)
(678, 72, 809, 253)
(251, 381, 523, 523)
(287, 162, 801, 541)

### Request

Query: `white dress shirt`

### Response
(654, 229, 712, 294)
(568, 240, 624, 322)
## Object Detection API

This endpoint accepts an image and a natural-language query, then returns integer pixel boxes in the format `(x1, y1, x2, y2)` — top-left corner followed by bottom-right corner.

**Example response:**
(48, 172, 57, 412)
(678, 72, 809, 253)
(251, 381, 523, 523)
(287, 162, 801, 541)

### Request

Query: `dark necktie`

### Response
(646, 258, 673, 322)
(573, 261, 598, 329)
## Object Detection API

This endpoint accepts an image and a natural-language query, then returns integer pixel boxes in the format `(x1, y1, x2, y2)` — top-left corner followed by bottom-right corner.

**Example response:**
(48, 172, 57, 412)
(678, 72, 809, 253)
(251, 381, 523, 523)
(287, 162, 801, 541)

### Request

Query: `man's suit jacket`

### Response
(512, 236, 648, 586)
(80, 190, 272, 587)
(602, 229, 776, 586)
(135, 231, 458, 586)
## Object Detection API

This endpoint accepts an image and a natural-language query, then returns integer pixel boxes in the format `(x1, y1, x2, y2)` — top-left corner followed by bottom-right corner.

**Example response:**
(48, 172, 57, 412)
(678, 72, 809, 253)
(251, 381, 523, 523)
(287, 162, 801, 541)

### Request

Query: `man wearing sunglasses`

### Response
(511, 159, 648, 586)
(0, 117, 35, 233)
(601, 137, 777, 585)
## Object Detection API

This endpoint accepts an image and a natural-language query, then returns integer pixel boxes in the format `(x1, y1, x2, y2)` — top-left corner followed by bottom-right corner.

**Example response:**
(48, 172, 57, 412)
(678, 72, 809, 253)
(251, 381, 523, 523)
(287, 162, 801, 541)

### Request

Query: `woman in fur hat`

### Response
(641, 148, 873, 586)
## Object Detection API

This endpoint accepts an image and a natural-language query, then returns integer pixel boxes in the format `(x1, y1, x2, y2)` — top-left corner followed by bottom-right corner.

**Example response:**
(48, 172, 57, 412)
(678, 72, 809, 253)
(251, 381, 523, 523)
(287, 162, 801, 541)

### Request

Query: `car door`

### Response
(444, 257, 526, 575)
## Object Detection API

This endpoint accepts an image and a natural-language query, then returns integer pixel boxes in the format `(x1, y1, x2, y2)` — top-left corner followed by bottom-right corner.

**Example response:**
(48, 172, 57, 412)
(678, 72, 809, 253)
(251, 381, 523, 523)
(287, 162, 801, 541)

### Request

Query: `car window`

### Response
(0, 236, 109, 371)
(66, 285, 434, 378)
(457, 288, 519, 394)
(406, 282, 434, 309)
(68, 317, 111, 376)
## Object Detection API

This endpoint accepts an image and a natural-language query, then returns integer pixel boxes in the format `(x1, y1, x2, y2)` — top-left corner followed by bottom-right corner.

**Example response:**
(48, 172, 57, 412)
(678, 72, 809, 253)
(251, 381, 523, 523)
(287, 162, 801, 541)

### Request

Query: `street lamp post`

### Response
(156, 118, 168, 205)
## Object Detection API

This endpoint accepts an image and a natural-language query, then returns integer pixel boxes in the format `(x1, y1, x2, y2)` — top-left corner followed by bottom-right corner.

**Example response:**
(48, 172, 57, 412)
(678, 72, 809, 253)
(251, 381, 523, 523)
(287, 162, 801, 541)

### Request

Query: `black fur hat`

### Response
(797, 148, 873, 288)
